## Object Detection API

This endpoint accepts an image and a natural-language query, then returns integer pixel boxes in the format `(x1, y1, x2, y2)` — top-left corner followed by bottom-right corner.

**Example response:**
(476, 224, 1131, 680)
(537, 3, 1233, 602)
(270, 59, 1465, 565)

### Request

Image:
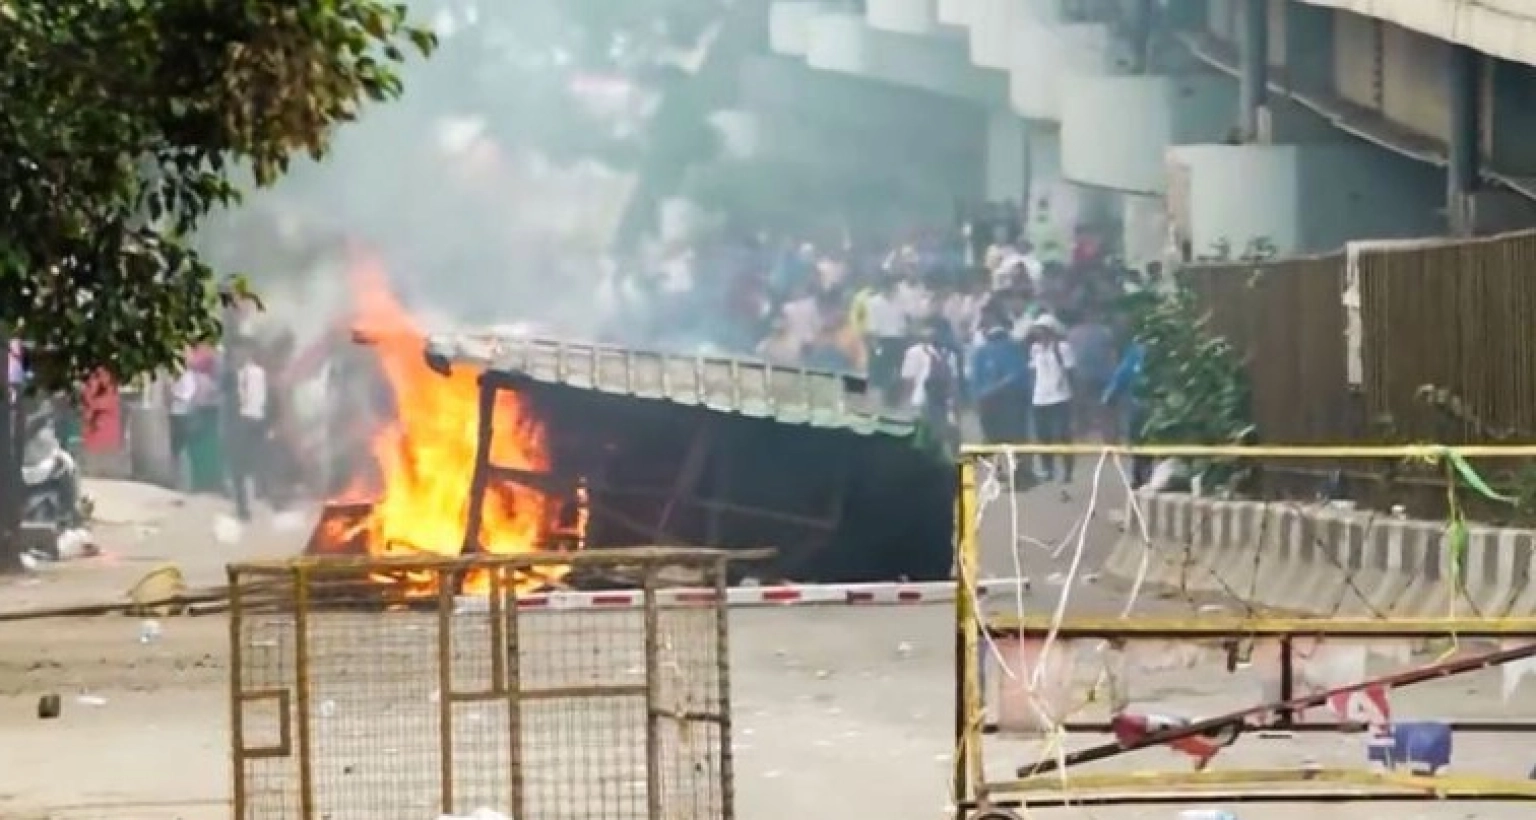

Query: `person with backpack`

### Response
(901, 317, 962, 454)
(1028, 313, 1076, 483)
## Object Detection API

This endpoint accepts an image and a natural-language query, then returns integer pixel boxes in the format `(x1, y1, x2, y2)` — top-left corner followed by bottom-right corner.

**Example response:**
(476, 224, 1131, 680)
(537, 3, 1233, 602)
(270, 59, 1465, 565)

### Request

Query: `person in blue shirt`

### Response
(969, 323, 1032, 448)
(1102, 339, 1147, 484)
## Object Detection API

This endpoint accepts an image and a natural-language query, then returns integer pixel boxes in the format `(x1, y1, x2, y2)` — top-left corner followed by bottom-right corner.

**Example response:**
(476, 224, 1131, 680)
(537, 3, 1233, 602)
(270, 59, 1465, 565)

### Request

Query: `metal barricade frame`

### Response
(229, 548, 737, 820)
(951, 443, 1536, 818)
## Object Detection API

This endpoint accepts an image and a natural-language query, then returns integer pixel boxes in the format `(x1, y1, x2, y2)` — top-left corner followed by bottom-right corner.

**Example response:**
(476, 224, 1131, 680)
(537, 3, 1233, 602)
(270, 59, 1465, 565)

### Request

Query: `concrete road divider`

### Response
(1099, 492, 1536, 618)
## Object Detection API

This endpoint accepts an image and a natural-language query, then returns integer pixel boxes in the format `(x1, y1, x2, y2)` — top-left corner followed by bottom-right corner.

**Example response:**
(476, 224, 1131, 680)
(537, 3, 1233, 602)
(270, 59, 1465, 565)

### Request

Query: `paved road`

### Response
(4, 469, 1534, 819)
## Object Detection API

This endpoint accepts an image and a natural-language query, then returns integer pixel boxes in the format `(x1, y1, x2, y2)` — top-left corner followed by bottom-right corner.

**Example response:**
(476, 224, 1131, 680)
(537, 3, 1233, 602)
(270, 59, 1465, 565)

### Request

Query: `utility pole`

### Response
(0, 326, 19, 572)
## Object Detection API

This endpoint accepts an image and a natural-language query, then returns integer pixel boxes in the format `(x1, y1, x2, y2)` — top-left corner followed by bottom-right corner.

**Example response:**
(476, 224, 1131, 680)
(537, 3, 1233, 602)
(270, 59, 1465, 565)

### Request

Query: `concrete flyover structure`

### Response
(752, 0, 1536, 263)
(1102, 492, 1536, 619)
(1183, 0, 1536, 242)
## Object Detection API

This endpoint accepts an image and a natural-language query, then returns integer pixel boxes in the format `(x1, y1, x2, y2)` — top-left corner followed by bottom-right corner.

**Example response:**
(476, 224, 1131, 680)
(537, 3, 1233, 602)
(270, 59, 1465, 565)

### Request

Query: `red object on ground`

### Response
(1109, 712, 1240, 771)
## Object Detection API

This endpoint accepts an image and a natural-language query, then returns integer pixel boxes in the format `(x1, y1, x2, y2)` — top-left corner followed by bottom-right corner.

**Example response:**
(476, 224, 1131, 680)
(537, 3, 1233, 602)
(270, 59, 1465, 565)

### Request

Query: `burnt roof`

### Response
(423, 333, 921, 439)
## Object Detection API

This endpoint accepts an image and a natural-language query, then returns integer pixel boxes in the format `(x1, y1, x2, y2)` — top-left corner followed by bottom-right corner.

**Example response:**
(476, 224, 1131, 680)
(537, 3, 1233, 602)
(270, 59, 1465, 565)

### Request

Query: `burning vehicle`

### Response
(303, 251, 952, 592)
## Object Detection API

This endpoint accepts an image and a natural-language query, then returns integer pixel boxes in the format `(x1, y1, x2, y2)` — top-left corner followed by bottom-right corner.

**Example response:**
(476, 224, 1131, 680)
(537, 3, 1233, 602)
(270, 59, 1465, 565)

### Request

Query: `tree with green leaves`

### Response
(0, 0, 436, 570)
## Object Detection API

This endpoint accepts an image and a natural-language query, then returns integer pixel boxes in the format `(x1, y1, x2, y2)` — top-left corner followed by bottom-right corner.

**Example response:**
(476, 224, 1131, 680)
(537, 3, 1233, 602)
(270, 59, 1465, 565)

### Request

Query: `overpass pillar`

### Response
(1446, 44, 1482, 236)
(1238, 0, 1269, 141)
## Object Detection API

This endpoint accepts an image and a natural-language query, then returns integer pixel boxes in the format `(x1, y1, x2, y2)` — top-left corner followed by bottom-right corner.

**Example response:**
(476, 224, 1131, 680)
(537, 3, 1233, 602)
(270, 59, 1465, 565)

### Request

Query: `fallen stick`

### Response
(1017, 641, 1536, 777)
(0, 587, 233, 622)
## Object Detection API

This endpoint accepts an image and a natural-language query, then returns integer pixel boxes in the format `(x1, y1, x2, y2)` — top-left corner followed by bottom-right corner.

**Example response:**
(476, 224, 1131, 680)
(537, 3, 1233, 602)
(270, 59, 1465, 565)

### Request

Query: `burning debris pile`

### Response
(305, 252, 564, 595)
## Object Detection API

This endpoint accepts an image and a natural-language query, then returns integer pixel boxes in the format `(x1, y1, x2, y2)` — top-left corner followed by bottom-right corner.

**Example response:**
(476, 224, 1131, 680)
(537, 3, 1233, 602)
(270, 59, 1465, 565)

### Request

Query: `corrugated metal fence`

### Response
(1184, 229, 1536, 514)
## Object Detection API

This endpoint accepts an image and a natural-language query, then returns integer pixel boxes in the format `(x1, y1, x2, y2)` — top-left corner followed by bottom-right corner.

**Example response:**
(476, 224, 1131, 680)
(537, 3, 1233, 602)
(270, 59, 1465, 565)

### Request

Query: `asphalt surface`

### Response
(4, 467, 1536, 819)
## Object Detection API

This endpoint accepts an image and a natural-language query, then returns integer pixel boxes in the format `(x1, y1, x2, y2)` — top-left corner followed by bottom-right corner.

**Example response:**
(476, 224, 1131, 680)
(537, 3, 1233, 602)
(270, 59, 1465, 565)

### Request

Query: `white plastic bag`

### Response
(994, 637, 1080, 734)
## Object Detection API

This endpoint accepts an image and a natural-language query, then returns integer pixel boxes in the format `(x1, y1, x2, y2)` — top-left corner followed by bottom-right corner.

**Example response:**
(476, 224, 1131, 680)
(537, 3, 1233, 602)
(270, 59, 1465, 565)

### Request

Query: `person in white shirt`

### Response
(1028, 313, 1076, 482)
(861, 277, 909, 407)
(942, 278, 986, 345)
(779, 284, 823, 353)
(895, 273, 933, 325)
(165, 367, 198, 489)
(229, 343, 270, 521)
(900, 318, 961, 453)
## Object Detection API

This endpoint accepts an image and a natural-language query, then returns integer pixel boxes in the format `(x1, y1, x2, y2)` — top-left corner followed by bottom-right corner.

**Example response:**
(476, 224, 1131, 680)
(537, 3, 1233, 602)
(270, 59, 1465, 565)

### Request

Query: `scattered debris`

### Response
(76, 694, 107, 707)
(126, 564, 189, 617)
(138, 619, 162, 644)
(435, 809, 512, 820)
(55, 527, 98, 560)
(214, 514, 244, 545)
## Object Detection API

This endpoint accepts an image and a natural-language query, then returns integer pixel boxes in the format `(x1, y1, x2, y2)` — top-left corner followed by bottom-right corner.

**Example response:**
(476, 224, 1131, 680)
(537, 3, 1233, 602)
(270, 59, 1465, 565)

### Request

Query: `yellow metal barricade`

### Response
(229, 548, 735, 820)
(952, 443, 1536, 817)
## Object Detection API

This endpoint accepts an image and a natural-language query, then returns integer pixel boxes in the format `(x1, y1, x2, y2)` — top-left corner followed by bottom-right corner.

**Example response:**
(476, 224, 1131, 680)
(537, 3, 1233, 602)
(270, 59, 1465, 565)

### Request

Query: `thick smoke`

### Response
(197, 4, 638, 342)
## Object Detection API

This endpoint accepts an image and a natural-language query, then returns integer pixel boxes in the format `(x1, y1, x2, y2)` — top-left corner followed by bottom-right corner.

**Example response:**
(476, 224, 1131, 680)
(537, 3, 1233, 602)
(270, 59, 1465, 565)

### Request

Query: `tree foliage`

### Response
(0, 0, 435, 393)
(1120, 273, 1252, 446)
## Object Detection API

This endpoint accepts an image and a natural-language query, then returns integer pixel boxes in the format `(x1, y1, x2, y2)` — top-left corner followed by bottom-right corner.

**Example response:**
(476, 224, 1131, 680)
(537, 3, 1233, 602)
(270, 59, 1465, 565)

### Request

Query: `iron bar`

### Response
(1016, 642, 1536, 777)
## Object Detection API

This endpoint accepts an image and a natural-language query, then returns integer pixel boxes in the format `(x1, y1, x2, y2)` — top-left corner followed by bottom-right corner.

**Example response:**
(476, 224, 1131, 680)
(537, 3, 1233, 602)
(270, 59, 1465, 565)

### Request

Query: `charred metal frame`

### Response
(462, 367, 850, 576)
(952, 444, 1536, 817)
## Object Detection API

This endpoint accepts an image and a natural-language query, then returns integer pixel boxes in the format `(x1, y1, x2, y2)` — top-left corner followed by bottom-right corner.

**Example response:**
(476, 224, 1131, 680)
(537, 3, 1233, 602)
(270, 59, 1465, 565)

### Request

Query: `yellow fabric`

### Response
(848, 287, 872, 335)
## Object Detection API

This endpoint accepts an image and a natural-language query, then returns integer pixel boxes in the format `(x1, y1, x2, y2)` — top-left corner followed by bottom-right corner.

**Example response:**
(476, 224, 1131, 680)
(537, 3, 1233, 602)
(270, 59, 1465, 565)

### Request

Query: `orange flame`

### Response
(342, 252, 555, 594)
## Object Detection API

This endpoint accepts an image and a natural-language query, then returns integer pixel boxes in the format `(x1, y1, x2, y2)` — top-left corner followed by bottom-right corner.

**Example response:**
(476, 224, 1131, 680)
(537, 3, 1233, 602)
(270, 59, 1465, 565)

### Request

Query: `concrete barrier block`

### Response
(1506, 532, 1536, 616)
(1108, 496, 1489, 617)
(1379, 520, 1448, 617)
(1184, 499, 1229, 595)
(1113, 492, 1536, 621)
(1206, 500, 1266, 597)
(1250, 504, 1315, 612)
(1338, 518, 1415, 618)
(1460, 525, 1513, 617)
(1300, 509, 1357, 614)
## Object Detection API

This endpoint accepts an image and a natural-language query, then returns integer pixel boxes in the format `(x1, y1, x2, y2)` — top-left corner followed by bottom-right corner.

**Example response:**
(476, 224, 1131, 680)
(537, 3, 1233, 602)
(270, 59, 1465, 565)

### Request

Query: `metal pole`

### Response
(643, 570, 663, 820)
(0, 326, 17, 572)
(228, 566, 248, 817)
(461, 373, 499, 555)
(953, 459, 981, 812)
(293, 566, 317, 820)
(1446, 44, 1482, 236)
(1239, 0, 1270, 142)
(713, 556, 736, 820)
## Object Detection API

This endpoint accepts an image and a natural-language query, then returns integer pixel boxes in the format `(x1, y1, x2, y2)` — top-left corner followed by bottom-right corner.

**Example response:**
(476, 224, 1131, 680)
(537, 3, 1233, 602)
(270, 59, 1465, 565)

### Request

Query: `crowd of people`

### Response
(603, 206, 1147, 465)
(162, 329, 301, 522)
(154, 209, 1148, 522)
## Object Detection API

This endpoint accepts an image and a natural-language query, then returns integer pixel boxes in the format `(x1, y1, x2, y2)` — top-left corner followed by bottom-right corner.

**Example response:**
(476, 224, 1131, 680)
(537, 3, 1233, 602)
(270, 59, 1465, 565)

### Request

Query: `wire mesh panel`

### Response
(230, 549, 735, 820)
(950, 444, 1536, 817)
